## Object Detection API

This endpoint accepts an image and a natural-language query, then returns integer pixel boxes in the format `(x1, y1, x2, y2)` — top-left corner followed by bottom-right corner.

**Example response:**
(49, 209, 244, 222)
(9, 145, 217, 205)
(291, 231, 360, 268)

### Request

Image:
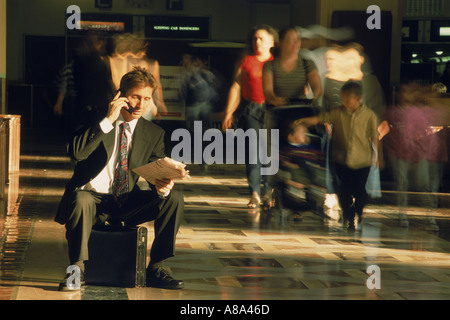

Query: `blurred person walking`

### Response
(384, 84, 444, 231)
(107, 33, 168, 119)
(179, 54, 219, 133)
(222, 25, 278, 208)
(262, 26, 322, 107)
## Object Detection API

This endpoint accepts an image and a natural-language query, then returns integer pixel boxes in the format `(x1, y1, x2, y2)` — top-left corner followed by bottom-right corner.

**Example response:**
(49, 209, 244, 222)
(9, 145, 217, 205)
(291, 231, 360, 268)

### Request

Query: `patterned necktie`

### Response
(112, 122, 130, 198)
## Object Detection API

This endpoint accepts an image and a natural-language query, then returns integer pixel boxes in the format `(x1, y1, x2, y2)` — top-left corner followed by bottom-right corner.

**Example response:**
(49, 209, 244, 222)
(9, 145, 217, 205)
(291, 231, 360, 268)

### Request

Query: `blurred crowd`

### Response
(52, 27, 449, 232)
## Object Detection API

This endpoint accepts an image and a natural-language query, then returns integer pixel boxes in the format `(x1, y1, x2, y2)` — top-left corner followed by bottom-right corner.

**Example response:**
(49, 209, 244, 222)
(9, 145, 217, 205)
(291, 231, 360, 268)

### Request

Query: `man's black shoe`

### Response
(58, 267, 85, 291)
(146, 267, 184, 289)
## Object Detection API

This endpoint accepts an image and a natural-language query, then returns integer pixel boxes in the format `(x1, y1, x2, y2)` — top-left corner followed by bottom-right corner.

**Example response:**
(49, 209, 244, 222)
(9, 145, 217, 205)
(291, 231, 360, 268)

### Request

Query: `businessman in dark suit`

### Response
(56, 66, 184, 291)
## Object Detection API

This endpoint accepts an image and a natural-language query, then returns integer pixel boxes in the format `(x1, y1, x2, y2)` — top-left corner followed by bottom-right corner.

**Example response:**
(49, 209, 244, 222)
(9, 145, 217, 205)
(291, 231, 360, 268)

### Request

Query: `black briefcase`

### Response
(85, 225, 148, 287)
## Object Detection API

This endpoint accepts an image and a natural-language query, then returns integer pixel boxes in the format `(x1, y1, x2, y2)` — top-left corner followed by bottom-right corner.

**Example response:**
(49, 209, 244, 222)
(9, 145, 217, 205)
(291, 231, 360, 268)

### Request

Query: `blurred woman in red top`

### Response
(222, 25, 278, 208)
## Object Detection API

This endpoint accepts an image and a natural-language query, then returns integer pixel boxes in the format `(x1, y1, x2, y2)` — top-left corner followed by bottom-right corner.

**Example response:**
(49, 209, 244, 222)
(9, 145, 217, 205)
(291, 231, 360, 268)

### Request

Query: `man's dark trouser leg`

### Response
(64, 189, 184, 267)
(64, 190, 103, 265)
(116, 190, 184, 264)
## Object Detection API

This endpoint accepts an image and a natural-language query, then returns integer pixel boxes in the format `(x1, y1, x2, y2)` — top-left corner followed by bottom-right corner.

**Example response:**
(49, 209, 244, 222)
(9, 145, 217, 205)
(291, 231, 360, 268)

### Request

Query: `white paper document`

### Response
(132, 157, 190, 185)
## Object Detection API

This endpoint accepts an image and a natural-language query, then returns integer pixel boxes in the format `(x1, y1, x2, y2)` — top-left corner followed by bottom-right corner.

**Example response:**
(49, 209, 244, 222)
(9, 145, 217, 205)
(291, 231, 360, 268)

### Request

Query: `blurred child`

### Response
(300, 81, 379, 230)
(277, 121, 326, 220)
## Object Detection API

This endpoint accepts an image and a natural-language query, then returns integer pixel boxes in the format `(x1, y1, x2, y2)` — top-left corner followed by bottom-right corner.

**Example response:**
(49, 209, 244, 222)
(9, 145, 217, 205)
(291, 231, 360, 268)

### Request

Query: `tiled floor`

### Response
(1, 128, 450, 301)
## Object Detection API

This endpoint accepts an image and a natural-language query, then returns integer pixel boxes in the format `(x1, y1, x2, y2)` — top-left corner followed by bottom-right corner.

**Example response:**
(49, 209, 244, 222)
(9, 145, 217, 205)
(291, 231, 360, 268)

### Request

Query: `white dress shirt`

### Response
(80, 115, 138, 194)
(80, 115, 170, 197)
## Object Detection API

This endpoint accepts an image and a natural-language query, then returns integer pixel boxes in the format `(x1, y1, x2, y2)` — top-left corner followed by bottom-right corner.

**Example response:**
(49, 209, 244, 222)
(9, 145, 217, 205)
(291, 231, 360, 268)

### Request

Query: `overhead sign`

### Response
(431, 20, 450, 41)
(79, 21, 125, 32)
(440, 27, 450, 36)
(65, 13, 209, 40)
(66, 13, 133, 34)
(146, 16, 210, 40)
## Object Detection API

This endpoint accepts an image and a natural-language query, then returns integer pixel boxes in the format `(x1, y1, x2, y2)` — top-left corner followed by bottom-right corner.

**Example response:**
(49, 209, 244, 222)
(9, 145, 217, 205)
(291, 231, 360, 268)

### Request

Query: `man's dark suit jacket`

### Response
(55, 117, 166, 225)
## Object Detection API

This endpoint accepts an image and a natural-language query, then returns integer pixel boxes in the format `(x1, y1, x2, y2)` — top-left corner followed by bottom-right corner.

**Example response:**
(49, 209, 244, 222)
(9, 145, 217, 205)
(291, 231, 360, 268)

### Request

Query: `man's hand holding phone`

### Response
(107, 90, 134, 124)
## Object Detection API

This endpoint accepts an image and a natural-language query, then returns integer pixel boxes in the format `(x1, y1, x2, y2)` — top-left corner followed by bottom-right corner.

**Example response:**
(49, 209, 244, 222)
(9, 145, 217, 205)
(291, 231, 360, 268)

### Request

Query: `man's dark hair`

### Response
(247, 24, 279, 55)
(341, 80, 363, 97)
(119, 66, 157, 95)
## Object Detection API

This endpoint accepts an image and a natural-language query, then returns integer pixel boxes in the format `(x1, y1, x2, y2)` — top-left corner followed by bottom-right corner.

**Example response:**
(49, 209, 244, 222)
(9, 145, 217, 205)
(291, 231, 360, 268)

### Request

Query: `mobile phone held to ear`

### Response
(118, 89, 134, 114)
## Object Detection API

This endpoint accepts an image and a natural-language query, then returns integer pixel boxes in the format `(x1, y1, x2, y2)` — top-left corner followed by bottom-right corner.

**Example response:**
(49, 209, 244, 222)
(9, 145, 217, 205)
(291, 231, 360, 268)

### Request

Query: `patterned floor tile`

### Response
(0, 129, 449, 302)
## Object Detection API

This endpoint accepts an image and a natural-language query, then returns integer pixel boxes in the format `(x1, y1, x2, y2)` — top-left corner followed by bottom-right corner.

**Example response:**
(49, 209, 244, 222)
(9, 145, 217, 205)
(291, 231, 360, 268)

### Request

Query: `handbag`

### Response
(366, 142, 382, 198)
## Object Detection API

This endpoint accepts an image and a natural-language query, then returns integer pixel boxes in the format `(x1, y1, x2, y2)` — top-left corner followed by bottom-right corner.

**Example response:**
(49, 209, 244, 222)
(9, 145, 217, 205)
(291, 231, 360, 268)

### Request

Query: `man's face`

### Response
(253, 29, 274, 56)
(121, 85, 153, 121)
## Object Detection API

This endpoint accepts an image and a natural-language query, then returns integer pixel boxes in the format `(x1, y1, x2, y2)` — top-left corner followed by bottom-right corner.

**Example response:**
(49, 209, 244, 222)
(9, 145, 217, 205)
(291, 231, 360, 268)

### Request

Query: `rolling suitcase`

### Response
(85, 225, 148, 287)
